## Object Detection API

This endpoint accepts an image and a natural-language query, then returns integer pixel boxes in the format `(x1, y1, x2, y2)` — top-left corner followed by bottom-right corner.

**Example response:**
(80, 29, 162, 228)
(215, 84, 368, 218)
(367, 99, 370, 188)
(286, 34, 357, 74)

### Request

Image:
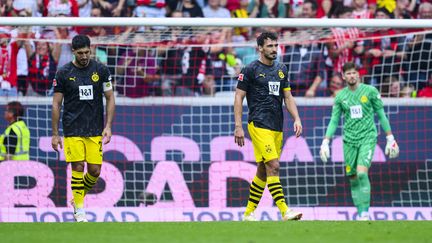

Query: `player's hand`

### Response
(51, 135, 63, 152)
(234, 126, 245, 147)
(305, 88, 315, 97)
(102, 127, 112, 145)
(293, 120, 302, 137)
(320, 138, 330, 163)
(385, 135, 399, 159)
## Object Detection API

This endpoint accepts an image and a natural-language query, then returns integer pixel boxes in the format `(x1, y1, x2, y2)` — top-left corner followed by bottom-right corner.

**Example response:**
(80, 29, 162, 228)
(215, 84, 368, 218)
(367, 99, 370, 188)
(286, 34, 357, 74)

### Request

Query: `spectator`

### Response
(0, 29, 19, 96)
(174, 0, 204, 17)
(418, 2, 432, 19)
(43, 24, 78, 69)
(230, 0, 250, 41)
(177, 32, 213, 96)
(203, 0, 231, 17)
(248, 0, 286, 18)
(363, 7, 403, 86)
(14, 9, 33, 96)
(283, 42, 327, 97)
(400, 2, 432, 90)
(25, 39, 60, 96)
(392, 0, 415, 19)
(400, 84, 416, 98)
(13, 0, 42, 17)
(116, 43, 160, 98)
(1, 0, 15, 16)
(42, 0, 79, 17)
(133, 0, 166, 19)
(380, 76, 401, 97)
(320, 0, 332, 17)
(400, 84, 416, 97)
(0, 101, 30, 161)
(328, 73, 344, 97)
(96, 0, 126, 17)
(78, 0, 93, 17)
(159, 10, 186, 96)
(300, 0, 318, 18)
(327, 0, 344, 17)
(225, 0, 241, 12)
(418, 75, 432, 97)
(209, 29, 238, 92)
(352, 0, 373, 19)
(327, 6, 365, 76)
(132, 0, 167, 32)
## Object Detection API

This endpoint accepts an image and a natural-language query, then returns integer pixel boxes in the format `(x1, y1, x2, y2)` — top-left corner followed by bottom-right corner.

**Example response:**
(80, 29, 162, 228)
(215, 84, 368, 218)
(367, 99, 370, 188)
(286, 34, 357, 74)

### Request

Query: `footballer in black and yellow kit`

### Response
(51, 35, 115, 222)
(234, 32, 303, 221)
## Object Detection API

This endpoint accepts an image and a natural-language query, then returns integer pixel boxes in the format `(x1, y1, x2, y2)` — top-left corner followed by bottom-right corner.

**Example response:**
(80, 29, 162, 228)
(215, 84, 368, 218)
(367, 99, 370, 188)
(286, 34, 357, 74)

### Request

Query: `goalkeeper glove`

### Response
(385, 135, 399, 159)
(320, 138, 330, 163)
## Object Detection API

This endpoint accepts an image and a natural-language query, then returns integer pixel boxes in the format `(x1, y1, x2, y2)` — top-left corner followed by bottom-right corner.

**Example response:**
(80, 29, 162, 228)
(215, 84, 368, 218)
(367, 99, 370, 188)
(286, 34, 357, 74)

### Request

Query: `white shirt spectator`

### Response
(203, 0, 231, 18)
(203, 6, 231, 17)
(13, 0, 41, 17)
(78, 0, 92, 17)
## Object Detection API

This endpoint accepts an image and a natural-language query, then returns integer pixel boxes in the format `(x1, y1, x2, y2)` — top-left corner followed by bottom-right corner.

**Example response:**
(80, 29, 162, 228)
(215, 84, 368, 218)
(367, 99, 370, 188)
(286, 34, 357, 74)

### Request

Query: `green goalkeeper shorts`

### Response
(343, 141, 376, 176)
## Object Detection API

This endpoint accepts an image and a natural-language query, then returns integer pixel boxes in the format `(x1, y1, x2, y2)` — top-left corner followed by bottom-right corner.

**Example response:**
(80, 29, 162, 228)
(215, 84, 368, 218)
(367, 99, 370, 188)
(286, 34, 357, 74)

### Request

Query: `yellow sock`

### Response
(267, 176, 288, 216)
(71, 170, 85, 209)
(244, 176, 266, 216)
(83, 173, 99, 195)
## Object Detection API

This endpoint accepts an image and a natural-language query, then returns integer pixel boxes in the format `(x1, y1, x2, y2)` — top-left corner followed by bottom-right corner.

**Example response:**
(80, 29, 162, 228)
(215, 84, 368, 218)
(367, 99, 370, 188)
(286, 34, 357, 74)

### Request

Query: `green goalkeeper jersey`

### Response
(325, 83, 384, 144)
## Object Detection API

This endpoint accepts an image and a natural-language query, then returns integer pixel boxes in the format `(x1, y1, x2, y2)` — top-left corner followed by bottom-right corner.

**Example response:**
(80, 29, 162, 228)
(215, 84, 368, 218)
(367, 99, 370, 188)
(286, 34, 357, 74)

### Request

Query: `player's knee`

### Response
(265, 159, 280, 176)
(87, 167, 101, 177)
(71, 162, 85, 172)
(257, 163, 267, 177)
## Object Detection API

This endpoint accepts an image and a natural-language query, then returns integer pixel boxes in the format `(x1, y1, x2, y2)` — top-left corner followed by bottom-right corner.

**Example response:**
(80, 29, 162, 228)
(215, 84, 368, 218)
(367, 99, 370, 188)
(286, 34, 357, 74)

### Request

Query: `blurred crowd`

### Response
(0, 0, 432, 98)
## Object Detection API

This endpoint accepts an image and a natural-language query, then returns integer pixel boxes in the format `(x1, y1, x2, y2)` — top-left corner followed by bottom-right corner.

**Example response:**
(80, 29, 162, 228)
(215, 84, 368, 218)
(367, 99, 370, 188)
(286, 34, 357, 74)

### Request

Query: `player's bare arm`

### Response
(234, 88, 246, 147)
(103, 89, 115, 145)
(283, 89, 302, 137)
(51, 92, 64, 152)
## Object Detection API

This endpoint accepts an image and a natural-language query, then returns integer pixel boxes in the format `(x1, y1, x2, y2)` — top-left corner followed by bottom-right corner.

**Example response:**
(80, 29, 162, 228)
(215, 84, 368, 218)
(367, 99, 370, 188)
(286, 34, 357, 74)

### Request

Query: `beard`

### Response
(78, 59, 89, 67)
(264, 53, 277, 60)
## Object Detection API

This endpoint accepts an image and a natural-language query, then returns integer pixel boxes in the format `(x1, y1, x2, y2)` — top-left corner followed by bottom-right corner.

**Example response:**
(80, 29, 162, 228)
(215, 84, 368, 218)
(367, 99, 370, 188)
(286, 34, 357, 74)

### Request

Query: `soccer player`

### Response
(234, 32, 303, 221)
(319, 62, 399, 221)
(0, 101, 30, 161)
(51, 34, 115, 222)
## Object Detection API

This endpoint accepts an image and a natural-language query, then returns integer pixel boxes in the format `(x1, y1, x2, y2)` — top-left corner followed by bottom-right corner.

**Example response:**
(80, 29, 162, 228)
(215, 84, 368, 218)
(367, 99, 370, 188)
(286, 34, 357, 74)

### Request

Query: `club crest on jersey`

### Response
(265, 145, 272, 153)
(346, 165, 351, 173)
(92, 72, 99, 82)
(361, 95, 368, 103)
(278, 70, 284, 79)
(238, 73, 244, 81)
(53, 79, 57, 86)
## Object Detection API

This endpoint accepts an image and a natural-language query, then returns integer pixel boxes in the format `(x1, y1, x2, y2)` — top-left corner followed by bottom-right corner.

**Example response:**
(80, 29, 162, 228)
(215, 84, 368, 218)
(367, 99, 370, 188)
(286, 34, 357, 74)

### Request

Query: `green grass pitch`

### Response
(0, 221, 430, 243)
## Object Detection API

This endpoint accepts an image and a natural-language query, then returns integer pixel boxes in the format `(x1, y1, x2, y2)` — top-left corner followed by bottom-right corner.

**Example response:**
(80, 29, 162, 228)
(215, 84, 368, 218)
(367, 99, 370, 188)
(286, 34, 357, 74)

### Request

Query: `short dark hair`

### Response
(7, 101, 24, 119)
(304, 0, 318, 11)
(72, 34, 91, 50)
(375, 7, 394, 19)
(342, 62, 357, 73)
(257, 32, 278, 47)
(333, 6, 353, 18)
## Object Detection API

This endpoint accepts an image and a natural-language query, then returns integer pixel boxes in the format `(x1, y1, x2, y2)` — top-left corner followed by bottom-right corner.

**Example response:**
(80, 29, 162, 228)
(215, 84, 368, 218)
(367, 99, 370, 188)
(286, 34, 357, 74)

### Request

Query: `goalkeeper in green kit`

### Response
(319, 62, 400, 221)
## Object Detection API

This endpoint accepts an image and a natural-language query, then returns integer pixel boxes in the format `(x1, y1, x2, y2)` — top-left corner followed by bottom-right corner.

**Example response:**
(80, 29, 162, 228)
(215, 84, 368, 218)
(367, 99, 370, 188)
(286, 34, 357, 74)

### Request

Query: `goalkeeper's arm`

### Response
(377, 109, 399, 158)
(320, 102, 342, 162)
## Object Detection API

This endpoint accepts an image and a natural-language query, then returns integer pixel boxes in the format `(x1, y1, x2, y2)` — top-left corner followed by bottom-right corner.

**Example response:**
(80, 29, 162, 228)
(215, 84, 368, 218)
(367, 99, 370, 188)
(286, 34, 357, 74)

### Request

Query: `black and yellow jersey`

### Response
(237, 60, 290, 132)
(54, 59, 112, 137)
